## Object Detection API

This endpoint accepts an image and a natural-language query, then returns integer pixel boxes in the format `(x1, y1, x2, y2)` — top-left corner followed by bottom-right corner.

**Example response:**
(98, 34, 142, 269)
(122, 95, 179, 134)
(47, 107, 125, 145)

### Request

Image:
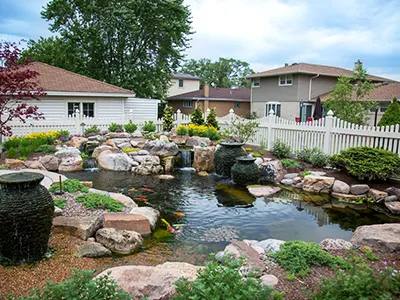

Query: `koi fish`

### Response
(139, 187, 153, 193)
(129, 187, 136, 191)
(174, 212, 185, 218)
(134, 196, 148, 202)
(161, 218, 177, 235)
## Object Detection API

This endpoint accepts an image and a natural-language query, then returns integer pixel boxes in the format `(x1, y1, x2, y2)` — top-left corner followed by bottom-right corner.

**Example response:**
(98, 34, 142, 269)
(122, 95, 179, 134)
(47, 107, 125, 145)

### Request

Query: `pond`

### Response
(66, 170, 400, 256)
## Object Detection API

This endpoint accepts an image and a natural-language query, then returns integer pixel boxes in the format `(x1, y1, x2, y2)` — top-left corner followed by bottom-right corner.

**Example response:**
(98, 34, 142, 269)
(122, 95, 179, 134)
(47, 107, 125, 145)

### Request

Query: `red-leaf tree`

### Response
(0, 41, 46, 137)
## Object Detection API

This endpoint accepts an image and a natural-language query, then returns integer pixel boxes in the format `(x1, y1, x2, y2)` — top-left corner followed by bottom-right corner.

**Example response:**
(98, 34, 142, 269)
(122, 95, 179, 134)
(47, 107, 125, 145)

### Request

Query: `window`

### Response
(380, 102, 391, 113)
(252, 78, 260, 88)
(82, 103, 94, 117)
(235, 102, 241, 108)
(183, 100, 192, 108)
(266, 102, 281, 117)
(68, 102, 95, 117)
(278, 75, 293, 86)
(178, 79, 184, 88)
(68, 102, 80, 116)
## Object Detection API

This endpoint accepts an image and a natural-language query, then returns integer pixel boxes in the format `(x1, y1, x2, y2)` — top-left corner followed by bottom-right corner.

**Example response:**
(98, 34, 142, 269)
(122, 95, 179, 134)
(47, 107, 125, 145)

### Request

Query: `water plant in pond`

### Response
(49, 179, 89, 193)
(75, 193, 124, 212)
(280, 159, 301, 169)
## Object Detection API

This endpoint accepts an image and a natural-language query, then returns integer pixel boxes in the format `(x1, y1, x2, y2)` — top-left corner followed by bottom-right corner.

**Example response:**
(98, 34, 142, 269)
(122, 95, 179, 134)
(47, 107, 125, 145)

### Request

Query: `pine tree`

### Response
(191, 106, 204, 125)
(206, 107, 219, 129)
(378, 98, 400, 126)
(162, 106, 174, 132)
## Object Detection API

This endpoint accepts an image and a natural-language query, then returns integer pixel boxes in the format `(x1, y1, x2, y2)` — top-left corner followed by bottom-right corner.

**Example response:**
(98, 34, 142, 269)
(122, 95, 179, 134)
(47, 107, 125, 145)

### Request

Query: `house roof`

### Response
(24, 62, 134, 94)
(172, 73, 201, 80)
(319, 82, 400, 102)
(248, 62, 392, 82)
(168, 87, 250, 102)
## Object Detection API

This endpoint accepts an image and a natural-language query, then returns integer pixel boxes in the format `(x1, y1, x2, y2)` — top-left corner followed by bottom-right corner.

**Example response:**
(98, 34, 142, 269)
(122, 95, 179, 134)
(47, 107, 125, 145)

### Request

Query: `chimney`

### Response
(354, 59, 362, 71)
(203, 83, 210, 97)
(284, 63, 289, 66)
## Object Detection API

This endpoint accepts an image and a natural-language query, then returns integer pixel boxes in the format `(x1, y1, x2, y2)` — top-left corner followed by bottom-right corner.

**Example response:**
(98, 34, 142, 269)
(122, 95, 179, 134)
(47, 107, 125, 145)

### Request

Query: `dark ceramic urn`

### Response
(0, 172, 54, 262)
(214, 142, 246, 177)
(231, 157, 260, 185)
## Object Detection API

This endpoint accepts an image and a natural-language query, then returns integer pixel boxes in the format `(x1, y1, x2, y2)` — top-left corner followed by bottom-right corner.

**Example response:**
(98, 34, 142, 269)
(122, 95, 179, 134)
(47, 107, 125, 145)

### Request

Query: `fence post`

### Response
(323, 110, 334, 154)
(228, 108, 235, 126)
(176, 109, 182, 127)
(267, 109, 275, 150)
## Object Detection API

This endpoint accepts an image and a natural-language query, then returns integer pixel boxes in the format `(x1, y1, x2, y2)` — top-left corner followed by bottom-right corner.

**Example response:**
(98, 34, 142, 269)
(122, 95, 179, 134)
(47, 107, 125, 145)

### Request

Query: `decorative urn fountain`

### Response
(214, 142, 246, 177)
(0, 172, 54, 262)
(231, 157, 260, 185)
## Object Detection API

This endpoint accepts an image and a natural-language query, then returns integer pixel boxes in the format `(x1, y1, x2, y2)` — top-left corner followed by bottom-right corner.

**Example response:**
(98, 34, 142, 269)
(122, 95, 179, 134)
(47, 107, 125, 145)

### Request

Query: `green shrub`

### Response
(3, 138, 21, 150)
(20, 137, 31, 147)
(124, 120, 137, 133)
(272, 140, 291, 158)
(176, 125, 188, 136)
(190, 106, 204, 126)
(37, 145, 57, 154)
(270, 241, 349, 278)
(281, 159, 301, 169)
(53, 198, 67, 209)
(162, 106, 174, 132)
(205, 107, 219, 129)
(108, 123, 124, 133)
(222, 118, 260, 143)
(173, 254, 284, 300)
(312, 257, 400, 300)
(49, 179, 89, 193)
(330, 146, 400, 181)
(7, 147, 18, 158)
(19, 145, 36, 157)
(378, 98, 400, 126)
(10, 269, 131, 300)
(84, 125, 101, 136)
(204, 127, 221, 140)
(297, 148, 329, 167)
(76, 193, 125, 212)
(142, 121, 156, 132)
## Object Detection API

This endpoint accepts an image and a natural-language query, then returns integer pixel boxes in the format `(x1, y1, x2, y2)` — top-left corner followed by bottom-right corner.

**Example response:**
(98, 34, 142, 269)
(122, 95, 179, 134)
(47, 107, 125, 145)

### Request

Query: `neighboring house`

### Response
(168, 73, 201, 97)
(248, 62, 392, 122)
(18, 62, 159, 121)
(167, 84, 250, 117)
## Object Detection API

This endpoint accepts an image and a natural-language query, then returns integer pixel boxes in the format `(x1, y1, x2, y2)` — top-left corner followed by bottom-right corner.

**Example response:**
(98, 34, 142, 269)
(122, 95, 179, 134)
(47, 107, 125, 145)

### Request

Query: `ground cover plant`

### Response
(271, 140, 291, 158)
(75, 193, 125, 212)
(49, 179, 89, 193)
(280, 159, 301, 169)
(84, 125, 101, 136)
(53, 198, 67, 209)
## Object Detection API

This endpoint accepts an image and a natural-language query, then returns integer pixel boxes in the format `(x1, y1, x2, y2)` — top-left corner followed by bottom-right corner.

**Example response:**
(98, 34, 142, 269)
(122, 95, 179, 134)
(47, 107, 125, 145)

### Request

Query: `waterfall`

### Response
(181, 150, 192, 167)
(83, 158, 99, 171)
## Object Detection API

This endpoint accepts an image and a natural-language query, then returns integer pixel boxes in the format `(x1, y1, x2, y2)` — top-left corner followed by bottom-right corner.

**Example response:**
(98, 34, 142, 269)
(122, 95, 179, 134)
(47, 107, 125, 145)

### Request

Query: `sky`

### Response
(1, 0, 399, 80)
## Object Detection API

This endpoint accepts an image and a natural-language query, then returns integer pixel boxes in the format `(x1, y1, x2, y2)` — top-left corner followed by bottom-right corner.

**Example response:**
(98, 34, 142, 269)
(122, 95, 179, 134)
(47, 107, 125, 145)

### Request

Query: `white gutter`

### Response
(45, 91, 136, 98)
(309, 74, 320, 101)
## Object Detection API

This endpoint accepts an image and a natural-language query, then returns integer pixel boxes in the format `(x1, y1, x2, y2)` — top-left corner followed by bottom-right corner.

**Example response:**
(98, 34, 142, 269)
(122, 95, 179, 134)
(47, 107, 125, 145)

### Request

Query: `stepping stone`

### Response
(104, 213, 151, 236)
(247, 185, 281, 197)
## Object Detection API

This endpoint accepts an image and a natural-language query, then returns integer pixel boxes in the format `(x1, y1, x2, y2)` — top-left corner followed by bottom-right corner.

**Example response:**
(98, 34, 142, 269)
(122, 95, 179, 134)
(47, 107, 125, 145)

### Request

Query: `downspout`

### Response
(309, 74, 320, 101)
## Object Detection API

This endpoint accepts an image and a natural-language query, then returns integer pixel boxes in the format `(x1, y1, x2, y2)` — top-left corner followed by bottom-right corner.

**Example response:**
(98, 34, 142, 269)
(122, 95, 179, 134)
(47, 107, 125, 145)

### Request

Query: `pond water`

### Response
(66, 170, 400, 256)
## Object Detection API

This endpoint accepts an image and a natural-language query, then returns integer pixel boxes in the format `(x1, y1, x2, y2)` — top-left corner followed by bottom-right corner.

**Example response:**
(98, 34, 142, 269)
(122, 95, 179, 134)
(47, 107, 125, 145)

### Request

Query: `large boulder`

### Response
(98, 150, 134, 171)
(106, 132, 132, 139)
(332, 180, 350, 194)
(259, 160, 285, 183)
(253, 239, 285, 254)
(24, 160, 46, 170)
(54, 148, 83, 172)
(143, 139, 179, 157)
(302, 176, 335, 193)
(223, 241, 265, 275)
(185, 136, 211, 147)
(351, 224, 400, 252)
(103, 213, 151, 236)
(92, 145, 118, 159)
(247, 185, 281, 197)
(368, 189, 388, 202)
(85, 141, 100, 154)
(39, 155, 60, 171)
(52, 216, 102, 240)
(169, 135, 188, 145)
(161, 156, 175, 173)
(385, 201, 400, 214)
(193, 146, 215, 172)
(129, 207, 160, 229)
(386, 187, 400, 199)
(95, 228, 143, 254)
(5, 158, 24, 169)
(132, 155, 164, 175)
(95, 262, 201, 299)
(67, 136, 88, 148)
(76, 241, 112, 258)
(320, 238, 353, 251)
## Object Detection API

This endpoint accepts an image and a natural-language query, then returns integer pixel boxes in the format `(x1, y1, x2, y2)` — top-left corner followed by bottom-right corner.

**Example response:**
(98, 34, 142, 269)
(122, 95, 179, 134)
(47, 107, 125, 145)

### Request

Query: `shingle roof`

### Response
(172, 73, 201, 80)
(248, 63, 392, 82)
(168, 87, 250, 101)
(23, 62, 133, 94)
(319, 82, 400, 101)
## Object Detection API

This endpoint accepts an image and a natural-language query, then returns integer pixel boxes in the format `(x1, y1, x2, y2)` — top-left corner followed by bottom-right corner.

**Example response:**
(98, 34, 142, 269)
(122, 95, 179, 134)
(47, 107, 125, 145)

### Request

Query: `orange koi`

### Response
(174, 212, 185, 218)
(161, 218, 177, 234)
(134, 196, 148, 202)
(139, 187, 153, 193)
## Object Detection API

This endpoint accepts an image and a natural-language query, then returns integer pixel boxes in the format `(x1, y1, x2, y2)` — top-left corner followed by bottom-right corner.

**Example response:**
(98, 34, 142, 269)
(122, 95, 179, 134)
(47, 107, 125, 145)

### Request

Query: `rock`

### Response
(54, 149, 83, 172)
(87, 237, 95, 242)
(310, 171, 327, 176)
(95, 228, 142, 254)
(161, 156, 175, 173)
(260, 274, 279, 287)
(131, 155, 147, 163)
(80, 181, 93, 188)
(253, 239, 285, 254)
(103, 213, 151, 236)
(368, 189, 388, 202)
(24, 160, 46, 170)
(243, 239, 259, 246)
(247, 185, 281, 197)
(293, 176, 302, 184)
(215, 251, 225, 261)
(385, 195, 398, 202)
(193, 146, 215, 172)
(157, 174, 175, 180)
(95, 262, 201, 299)
(351, 184, 370, 195)
(259, 160, 285, 183)
(331, 192, 367, 200)
(351, 224, 400, 252)
(132, 155, 163, 175)
(302, 176, 335, 193)
(92, 145, 118, 159)
(385, 202, 400, 214)
(106, 132, 131, 139)
(169, 135, 188, 145)
(130, 138, 148, 148)
(5, 158, 24, 169)
(98, 150, 134, 171)
(159, 135, 169, 143)
(283, 173, 298, 179)
(89, 189, 137, 208)
(320, 238, 353, 250)
(105, 139, 116, 148)
(198, 171, 209, 176)
(129, 207, 160, 229)
(76, 241, 112, 258)
(143, 139, 179, 157)
(52, 216, 102, 240)
(251, 246, 266, 256)
(138, 150, 149, 156)
(85, 141, 100, 154)
(254, 157, 263, 166)
(54, 206, 63, 216)
(131, 161, 140, 167)
(332, 180, 351, 194)
(67, 136, 88, 148)
(39, 155, 60, 171)
(131, 132, 143, 138)
(223, 241, 265, 274)
(281, 179, 293, 185)
(385, 187, 400, 199)
(185, 136, 211, 147)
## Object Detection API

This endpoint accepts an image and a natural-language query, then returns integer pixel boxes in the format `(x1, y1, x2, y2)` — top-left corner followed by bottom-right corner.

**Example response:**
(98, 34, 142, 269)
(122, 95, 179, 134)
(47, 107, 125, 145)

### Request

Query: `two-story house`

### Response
(248, 62, 391, 122)
(168, 73, 201, 97)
